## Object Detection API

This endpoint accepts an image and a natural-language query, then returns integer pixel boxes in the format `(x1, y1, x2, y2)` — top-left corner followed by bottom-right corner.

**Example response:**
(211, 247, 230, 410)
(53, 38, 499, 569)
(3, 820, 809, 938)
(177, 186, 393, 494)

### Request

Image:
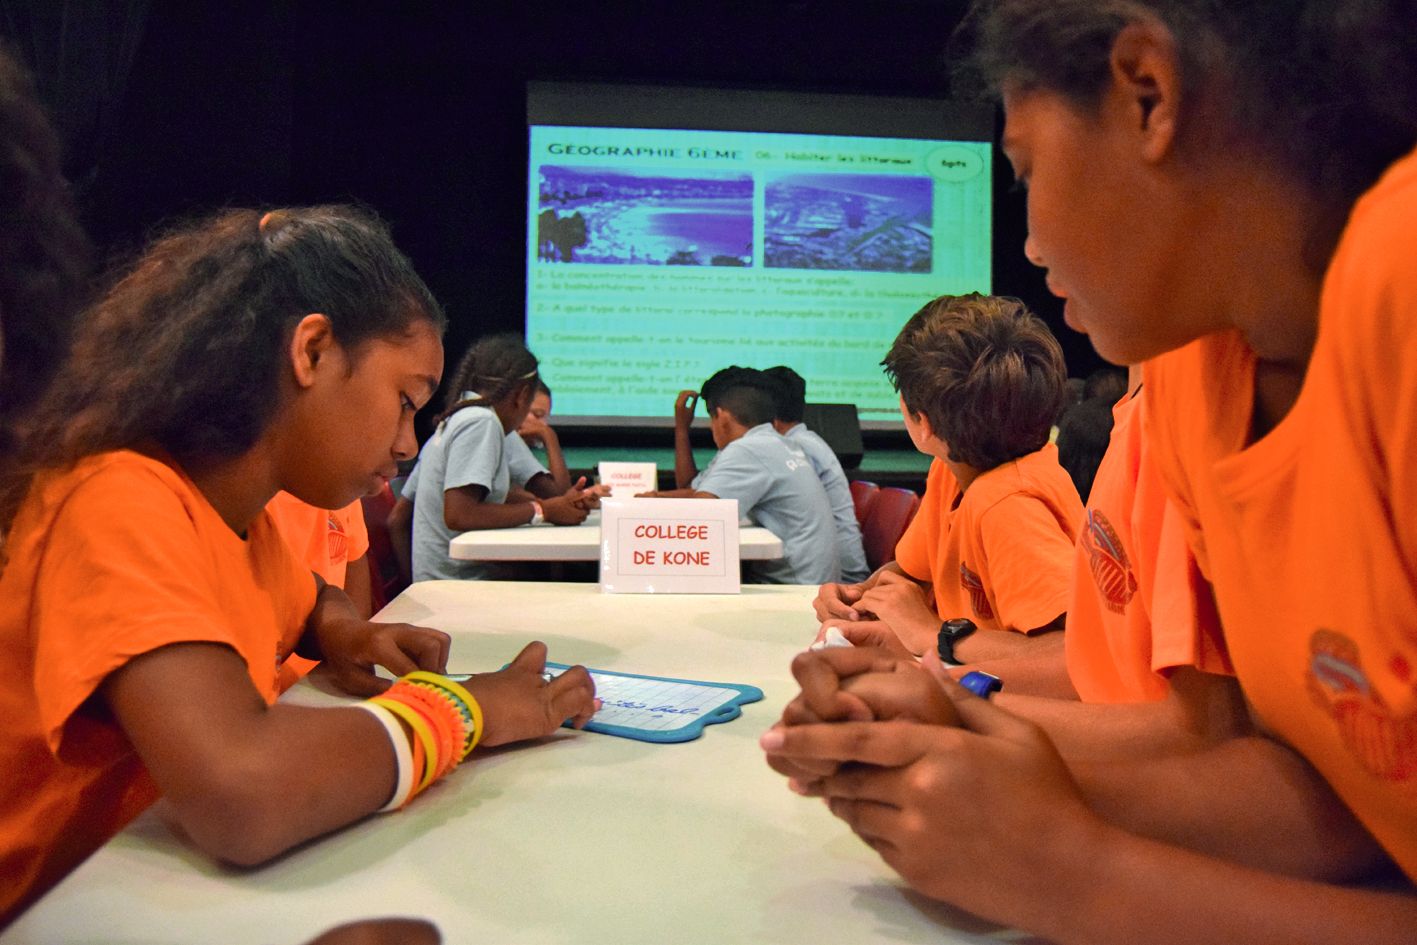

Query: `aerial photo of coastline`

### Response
(537, 166, 753, 266)
(764, 173, 932, 273)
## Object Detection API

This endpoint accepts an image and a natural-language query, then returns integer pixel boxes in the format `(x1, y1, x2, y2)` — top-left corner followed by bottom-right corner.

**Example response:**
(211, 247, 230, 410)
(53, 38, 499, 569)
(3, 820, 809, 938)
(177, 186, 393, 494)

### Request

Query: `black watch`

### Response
(936, 618, 977, 666)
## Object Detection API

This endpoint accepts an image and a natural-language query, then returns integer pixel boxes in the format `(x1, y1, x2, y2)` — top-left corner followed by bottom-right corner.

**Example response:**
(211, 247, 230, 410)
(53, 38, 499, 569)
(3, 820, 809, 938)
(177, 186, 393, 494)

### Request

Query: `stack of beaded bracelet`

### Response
(357, 672, 485, 811)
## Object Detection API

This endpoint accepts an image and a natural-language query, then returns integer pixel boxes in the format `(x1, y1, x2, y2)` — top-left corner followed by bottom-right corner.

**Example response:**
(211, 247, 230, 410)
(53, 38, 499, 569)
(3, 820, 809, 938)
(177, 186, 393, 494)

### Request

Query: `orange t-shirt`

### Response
(264, 492, 369, 588)
(1144, 147, 1417, 879)
(1065, 389, 1232, 703)
(265, 493, 370, 688)
(0, 451, 316, 924)
(894, 444, 1083, 633)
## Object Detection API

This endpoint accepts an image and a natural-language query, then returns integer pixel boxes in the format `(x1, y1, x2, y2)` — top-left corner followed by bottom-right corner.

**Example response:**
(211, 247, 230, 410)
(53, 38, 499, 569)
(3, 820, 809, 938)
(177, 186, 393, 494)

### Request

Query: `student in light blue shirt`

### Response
(654, 368, 840, 585)
(399, 335, 596, 581)
(763, 365, 870, 583)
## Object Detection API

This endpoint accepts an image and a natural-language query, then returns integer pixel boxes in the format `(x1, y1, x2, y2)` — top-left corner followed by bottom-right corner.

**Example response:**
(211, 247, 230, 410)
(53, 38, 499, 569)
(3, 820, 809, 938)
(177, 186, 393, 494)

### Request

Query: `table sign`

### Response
(597, 461, 658, 498)
(599, 497, 740, 594)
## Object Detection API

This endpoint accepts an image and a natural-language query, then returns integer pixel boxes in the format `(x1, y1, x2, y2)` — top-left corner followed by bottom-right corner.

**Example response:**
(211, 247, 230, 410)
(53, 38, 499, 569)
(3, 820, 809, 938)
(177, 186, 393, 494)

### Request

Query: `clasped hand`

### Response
(760, 646, 1105, 916)
(814, 572, 938, 656)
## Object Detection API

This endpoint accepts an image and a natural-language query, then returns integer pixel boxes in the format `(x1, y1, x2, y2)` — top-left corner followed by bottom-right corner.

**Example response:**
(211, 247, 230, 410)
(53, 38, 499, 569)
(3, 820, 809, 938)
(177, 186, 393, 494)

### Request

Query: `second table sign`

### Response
(599, 497, 741, 594)
(597, 461, 657, 498)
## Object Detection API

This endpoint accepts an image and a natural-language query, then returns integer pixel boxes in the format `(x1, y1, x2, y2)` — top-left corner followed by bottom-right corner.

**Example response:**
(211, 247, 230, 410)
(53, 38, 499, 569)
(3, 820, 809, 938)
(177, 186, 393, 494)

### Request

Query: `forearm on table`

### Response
(104, 643, 399, 867)
(444, 493, 536, 530)
(952, 623, 1063, 664)
(1072, 735, 1392, 881)
(962, 638, 1075, 699)
(1055, 824, 1415, 945)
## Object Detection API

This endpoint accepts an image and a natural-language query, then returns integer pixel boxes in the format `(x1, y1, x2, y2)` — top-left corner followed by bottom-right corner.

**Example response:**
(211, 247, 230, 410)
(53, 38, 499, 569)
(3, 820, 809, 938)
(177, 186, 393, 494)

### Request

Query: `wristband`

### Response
(371, 695, 441, 794)
(959, 671, 1003, 699)
(354, 702, 414, 812)
(528, 500, 544, 526)
(406, 671, 484, 755)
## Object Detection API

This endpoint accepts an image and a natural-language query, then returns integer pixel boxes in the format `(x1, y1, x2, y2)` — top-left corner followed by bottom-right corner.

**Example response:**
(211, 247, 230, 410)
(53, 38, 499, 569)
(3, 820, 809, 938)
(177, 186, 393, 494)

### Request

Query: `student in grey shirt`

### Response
(398, 335, 595, 581)
(656, 369, 840, 585)
(764, 365, 870, 582)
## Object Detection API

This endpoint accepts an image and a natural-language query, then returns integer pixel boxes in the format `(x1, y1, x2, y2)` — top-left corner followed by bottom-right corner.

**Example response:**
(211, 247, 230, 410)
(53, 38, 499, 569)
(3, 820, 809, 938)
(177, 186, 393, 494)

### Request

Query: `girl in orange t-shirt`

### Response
(762, 2, 1417, 942)
(0, 205, 597, 926)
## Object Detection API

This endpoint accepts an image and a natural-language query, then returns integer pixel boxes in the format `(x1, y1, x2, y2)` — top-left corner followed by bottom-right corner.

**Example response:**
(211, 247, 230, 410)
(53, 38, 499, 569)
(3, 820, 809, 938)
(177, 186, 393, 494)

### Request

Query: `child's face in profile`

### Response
(708, 406, 733, 449)
(519, 391, 551, 436)
(1001, 83, 1218, 365)
(286, 319, 444, 508)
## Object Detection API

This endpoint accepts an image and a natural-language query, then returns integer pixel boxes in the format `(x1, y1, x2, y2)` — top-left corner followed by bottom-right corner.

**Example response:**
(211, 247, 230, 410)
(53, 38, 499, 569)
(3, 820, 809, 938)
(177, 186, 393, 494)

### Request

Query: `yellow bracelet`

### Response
(406, 671, 485, 756)
(371, 696, 440, 795)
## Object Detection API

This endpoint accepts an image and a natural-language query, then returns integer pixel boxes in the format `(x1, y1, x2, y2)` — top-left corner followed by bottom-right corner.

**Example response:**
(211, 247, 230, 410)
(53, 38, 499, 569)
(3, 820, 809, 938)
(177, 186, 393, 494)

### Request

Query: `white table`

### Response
(4, 582, 1025, 945)
(449, 509, 785, 562)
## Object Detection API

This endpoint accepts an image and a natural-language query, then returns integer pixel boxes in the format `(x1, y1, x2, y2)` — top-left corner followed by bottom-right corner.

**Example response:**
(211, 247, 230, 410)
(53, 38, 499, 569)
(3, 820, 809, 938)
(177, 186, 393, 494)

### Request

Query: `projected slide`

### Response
(526, 124, 991, 424)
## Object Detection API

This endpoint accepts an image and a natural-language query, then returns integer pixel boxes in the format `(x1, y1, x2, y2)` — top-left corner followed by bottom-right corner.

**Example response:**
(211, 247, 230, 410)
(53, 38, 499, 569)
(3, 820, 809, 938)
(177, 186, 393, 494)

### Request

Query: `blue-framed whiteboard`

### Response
(544, 662, 764, 743)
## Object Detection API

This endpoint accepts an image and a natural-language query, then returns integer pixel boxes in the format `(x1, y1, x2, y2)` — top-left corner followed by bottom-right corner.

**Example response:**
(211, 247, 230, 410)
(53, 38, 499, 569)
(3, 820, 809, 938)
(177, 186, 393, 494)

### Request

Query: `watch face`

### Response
(941, 618, 976, 639)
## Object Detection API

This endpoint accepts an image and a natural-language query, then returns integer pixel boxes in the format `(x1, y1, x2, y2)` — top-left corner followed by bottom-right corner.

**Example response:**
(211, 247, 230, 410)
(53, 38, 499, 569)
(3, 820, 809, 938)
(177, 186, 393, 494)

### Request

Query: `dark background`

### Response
(2, 0, 1106, 445)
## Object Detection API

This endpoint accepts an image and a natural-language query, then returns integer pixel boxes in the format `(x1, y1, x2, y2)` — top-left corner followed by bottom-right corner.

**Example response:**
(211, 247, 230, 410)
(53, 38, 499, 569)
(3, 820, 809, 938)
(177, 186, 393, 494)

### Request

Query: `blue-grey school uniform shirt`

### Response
(406, 404, 513, 581)
(785, 423, 869, 582)
(696, 423, 840, 585)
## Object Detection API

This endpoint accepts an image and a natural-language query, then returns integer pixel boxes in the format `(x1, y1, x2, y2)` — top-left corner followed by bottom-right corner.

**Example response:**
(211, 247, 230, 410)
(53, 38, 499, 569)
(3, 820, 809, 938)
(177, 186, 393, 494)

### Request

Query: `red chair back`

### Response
(848, 480, 879, 528)
(361, 482, 407, 613)
(860, 487, 920, 572)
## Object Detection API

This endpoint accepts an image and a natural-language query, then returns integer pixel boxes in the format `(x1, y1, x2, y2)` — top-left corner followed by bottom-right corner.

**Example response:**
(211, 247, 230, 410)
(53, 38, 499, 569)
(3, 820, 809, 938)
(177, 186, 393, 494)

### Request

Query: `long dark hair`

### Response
(1, 204, 445, 526)
(436, 333, 538, 425)
(0, 43, 92, 455)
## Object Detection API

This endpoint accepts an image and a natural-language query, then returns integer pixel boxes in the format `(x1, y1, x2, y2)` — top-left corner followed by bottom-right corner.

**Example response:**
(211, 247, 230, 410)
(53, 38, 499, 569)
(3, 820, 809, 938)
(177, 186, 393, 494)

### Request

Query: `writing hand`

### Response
(319, 619, 452, 698)
(460, 641, 599, 747)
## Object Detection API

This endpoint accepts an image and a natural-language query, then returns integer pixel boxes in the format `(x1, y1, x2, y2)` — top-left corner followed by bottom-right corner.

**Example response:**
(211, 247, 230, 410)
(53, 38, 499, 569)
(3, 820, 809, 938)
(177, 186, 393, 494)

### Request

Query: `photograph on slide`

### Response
(537, 166, 753, 267)
(764, 173, 932, 273)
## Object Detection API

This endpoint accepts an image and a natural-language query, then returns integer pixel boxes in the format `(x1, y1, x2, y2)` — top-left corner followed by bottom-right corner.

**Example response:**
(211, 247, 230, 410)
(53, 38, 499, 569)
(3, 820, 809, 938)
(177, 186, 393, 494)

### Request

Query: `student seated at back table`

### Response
(515, 379, 572, 493)
(404, 334, 597, 582)
(762, 365, 870, 583)
(815, 293, 1084, 674)
(394, 422, 569, 579)
(647, 367, 840, 585)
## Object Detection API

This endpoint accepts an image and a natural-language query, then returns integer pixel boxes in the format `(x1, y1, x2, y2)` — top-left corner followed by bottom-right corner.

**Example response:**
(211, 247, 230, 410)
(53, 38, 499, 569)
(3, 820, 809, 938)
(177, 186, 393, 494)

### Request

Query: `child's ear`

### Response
(288, 313, 336, 389)
(1107, 20, 1181, 164)
(911, 409, 935, 441)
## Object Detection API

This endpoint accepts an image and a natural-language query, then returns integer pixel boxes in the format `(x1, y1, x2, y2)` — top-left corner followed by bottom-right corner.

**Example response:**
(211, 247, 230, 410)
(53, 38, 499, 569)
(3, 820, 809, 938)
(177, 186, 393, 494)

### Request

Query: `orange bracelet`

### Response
(396, 684, 462, 780)
(371, 695, 440, 795)
(406, 671, 484, 756)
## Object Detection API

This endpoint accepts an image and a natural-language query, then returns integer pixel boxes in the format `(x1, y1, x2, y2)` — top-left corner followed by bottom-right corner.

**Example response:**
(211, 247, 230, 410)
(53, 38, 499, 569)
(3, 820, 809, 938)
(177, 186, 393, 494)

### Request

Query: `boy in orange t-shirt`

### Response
(815, 293, 1083, 683)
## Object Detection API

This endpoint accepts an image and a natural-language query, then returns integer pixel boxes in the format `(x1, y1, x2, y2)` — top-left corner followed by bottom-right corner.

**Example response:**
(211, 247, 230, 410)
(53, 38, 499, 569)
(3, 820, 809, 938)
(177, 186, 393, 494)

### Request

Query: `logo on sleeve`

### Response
(959, 561, 994, 621)
(326, 513, 348, 564)
(1306, 629, 1416, 783)
(1083, 509, 1138, 615)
